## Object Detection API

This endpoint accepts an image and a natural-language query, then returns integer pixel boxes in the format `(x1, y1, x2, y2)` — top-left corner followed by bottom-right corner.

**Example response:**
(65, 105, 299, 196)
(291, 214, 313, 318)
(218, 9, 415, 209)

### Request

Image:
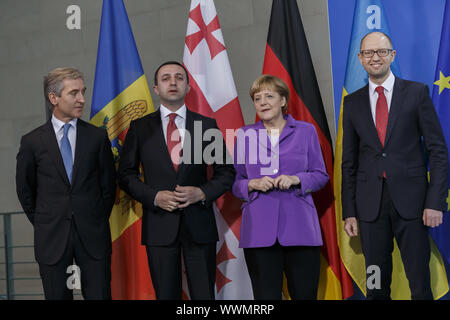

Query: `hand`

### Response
(273, 175, 300, 190)
(155, 191, 180, 212)
(344, 217, 358, 237)
(248, 176, 275, 192)
(173, 185, 206, 209)
(423, 208, 443, 228)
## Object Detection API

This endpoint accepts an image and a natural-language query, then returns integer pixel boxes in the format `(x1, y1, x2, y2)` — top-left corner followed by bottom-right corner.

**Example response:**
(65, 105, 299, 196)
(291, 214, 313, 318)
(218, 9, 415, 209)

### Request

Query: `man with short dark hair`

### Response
(342, 32, 448, 300)
(118, 61, 235, 300)
(16, 67, 116, 300)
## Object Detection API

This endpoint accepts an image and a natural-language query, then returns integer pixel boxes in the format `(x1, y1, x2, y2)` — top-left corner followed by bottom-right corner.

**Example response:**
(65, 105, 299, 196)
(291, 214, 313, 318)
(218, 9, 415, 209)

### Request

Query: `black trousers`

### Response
(146, 216, 216, 300)
(244, 241, 321, 300)
(359, 180, 433, 300)
(38, 220, 111, 300)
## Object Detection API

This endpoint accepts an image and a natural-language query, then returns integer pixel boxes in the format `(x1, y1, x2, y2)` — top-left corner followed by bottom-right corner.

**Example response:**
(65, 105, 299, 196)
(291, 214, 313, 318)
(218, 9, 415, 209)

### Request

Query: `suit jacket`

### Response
(342, 77, 448, 222)
(232, 115, 329, 248)
(16, 119, 116, 265)
(117, 108, 235, 246)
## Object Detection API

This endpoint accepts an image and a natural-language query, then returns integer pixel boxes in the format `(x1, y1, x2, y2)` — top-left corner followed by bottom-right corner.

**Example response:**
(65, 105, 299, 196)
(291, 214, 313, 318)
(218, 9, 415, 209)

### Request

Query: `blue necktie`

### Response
(60, 123, 73, 183)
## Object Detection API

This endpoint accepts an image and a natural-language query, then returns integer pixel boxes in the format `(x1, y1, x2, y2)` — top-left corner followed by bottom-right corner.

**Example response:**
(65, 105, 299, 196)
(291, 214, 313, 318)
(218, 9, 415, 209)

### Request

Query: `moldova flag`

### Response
(333, 0, 448, 299)
(262, 0, 353, 299)
(430, 0, 450, 290)
(90, 0, 155, 299)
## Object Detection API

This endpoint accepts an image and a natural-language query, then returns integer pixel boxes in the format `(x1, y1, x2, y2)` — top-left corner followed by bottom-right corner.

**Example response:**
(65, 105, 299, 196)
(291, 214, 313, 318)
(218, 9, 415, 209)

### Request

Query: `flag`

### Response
(334, 0, 448, 299)
(90, 0, 155, 300)
(261, 0, 353, 299)
(183, 0, 253, 299)
(430, 0, 450, 273)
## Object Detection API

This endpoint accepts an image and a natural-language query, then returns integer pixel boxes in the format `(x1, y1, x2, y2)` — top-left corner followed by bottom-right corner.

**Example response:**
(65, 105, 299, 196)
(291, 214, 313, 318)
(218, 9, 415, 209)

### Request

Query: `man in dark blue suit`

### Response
(16, 67, 116, 299)
(342, 32, 448, 299)
(118, 61, 235, 300)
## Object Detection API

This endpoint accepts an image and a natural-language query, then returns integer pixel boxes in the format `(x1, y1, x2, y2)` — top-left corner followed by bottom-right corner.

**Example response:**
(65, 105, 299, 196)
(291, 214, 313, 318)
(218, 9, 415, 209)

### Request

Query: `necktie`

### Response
(60, 123, 73, 183)
(375, 86, 389, 146)
(375, 86, 388, 178)
(166, 113, 181, 171)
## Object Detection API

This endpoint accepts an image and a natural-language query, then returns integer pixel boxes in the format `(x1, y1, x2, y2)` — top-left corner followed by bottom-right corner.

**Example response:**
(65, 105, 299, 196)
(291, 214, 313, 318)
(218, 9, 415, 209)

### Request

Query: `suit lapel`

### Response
(278, 115, 296, 144)
(149, 110, 177, 174)
(176, 109, 194, 180)
(71, 119, 88, 185)
(41, 120, 71, 186)
(384, 77, 405, 146)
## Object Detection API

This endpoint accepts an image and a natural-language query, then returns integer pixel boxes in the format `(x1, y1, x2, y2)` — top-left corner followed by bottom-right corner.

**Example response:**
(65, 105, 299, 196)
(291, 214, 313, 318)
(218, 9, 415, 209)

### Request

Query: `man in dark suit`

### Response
(342, 32, 448, 300)
(16, 67, 116, 300)
(118, 61, 235, 300)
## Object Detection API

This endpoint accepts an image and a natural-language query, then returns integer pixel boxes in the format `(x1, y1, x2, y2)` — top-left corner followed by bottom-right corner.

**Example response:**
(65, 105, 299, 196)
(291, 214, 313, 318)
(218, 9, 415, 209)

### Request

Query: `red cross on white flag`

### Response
(185, 4, 225, 59)
(183, 0, 253, 299)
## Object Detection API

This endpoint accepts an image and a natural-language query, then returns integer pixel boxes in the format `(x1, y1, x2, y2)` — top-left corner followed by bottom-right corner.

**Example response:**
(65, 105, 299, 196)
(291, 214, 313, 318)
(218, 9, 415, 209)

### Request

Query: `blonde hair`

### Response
(249, 74, 290, 113)
(44, 67, 84, 108)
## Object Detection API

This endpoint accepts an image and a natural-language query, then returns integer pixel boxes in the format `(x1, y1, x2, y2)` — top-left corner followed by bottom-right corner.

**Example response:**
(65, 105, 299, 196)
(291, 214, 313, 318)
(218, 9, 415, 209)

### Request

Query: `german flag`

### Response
(261, 0, 353, 299)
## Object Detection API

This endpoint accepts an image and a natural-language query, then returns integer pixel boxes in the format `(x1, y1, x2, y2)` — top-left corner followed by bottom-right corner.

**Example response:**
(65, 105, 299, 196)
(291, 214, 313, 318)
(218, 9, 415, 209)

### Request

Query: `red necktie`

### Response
(375, 86, 389, 146)
(375, 86, 388, 178)
(166, 113, 181, 171)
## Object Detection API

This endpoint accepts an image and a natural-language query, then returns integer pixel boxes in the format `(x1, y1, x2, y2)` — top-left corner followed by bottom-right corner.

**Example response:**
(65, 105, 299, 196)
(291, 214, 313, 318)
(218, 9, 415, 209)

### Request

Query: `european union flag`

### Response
(430, 0, 450, 269)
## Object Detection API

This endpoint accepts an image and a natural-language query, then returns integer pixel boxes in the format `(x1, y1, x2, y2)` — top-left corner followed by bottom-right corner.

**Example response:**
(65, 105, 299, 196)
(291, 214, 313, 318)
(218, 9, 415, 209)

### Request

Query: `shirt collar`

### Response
(255, 114, 296, 130)
(284, 114, 296, 127)
(159, 104, 186, 120)
(51, 114, 78, 132)
(369, 71, 395, 95)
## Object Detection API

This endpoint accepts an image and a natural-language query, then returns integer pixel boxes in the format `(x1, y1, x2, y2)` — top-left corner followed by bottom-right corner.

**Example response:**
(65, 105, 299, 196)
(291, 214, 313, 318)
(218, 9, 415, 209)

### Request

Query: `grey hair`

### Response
(44, 67, 83, 109)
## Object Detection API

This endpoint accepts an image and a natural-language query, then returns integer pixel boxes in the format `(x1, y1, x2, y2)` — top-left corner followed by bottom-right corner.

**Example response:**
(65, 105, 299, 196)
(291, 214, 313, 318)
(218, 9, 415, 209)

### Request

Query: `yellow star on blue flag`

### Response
(434, 71, 450, 94)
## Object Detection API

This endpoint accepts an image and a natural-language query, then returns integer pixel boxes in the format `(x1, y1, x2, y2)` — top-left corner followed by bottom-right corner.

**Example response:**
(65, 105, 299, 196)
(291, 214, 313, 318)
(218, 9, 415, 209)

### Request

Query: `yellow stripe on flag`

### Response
(90, 75, 154, 128)
(334, 88, 449, 299)
(317, 254, 343, 300)
(90, 75, 154, 242)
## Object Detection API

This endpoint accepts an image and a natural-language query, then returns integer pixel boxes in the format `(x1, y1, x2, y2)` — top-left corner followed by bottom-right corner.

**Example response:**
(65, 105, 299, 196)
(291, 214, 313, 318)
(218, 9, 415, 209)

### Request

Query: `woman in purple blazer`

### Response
(232, 75, 329, 300)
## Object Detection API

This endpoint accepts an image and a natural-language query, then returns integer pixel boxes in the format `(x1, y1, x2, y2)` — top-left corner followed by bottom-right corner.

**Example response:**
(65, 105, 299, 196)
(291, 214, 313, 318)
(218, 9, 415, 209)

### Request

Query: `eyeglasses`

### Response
(359, 49, 394, 58)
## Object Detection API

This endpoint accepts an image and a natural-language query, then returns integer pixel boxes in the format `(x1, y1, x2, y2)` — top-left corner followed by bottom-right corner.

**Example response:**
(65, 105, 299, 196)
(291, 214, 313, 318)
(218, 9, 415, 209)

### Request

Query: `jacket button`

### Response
(382, 153, 387, 158)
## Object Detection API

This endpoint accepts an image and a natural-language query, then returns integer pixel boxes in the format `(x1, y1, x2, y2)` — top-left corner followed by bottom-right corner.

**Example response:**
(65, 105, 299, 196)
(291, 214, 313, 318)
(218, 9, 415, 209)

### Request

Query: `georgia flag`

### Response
(182, 0, 253, 300)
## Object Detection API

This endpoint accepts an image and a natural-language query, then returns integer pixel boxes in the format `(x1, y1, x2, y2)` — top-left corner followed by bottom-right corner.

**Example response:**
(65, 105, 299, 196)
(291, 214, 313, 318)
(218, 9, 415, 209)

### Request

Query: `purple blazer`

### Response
(232, 115, 328, 248)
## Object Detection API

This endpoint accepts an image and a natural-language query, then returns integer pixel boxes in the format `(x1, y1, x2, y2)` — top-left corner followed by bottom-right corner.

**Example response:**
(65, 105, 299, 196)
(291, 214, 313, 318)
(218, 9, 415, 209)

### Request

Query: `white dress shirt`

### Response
(159, 104, 186, 146)
(51, 115, 77, 162)
(154, 105, 187, 207)
(368, 71, 395, 125)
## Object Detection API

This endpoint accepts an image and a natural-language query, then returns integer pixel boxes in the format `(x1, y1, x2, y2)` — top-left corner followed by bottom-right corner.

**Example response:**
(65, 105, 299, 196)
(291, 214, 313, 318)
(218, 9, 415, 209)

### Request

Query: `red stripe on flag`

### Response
(214, 97, 243, 139)
(184, 67, 215, 119)
(184, 69, 243, 241)
(111, 218, 155, 300)
(263, 44, 354, 298)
